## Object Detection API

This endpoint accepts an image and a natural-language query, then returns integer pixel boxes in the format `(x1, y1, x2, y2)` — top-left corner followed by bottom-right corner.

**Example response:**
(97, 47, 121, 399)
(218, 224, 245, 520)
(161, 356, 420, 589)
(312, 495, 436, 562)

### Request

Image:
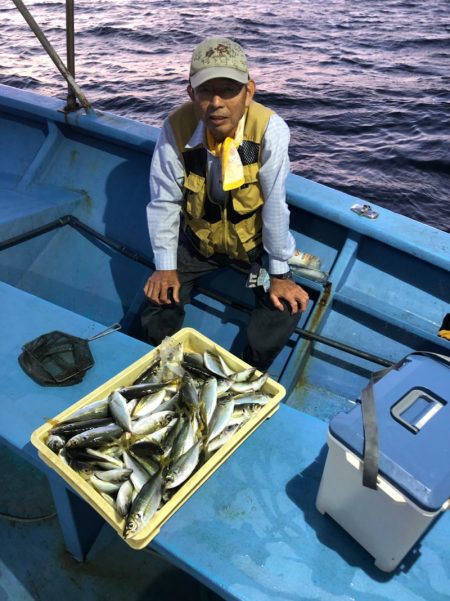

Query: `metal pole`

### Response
(195, 285, 395, 368)
(11, 0, 92, 113)
(65, 0, 78, 111)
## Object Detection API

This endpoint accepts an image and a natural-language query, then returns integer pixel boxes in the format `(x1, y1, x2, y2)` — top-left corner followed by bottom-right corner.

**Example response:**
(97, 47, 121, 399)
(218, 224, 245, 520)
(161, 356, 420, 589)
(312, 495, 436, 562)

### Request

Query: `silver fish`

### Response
(218, 354, 236, 377)
(203, 351, 229, 378)
(128, 450, 160, 478)
(46, 434, 65, 452)
(231, 367, 257, 383)
(165, 442, 201, 490)
(160, 417, 183, 459)
(132, 388, 166, 418)
(199, 377, 217, 428)
(85, 448, 124, 468)
(63, 398, 109, 423)
(227, 415, 249, 428)
(170, 418, 196, 461)
(65, 423, 124, 449)
(109, 390, 133, 432)
(216, 378, 234, 398)
(288, 250, 322, 270)
(183, 352, 204, 368)
(132, 410, 177, 437)
(131, 421, 178, 456)
(228, 403, 260, 426)
(208, 397, 234, 441)
(230, 372, 269, 393)
(289, 265, 328, 283)
(123, 451, 152, 492)
(117, 381, 169, 400)
(179, 372, 199, 413)
(158, 390, 180, 413)
(132, 359, 160, 384)
(126, 399, 138, 414)
(164, 383, 179, 395)
(232, 392, 271, 406)
(124, 471, 163, 539)
(89, 458, 125, 470)
(100, 492, 116, 508)
(50, 417, 113, 438)
(100, 444, 124, 458)
(207, 424, 240, 453)
(182, 355, 214, 379)
(94, 468, 133, 483)
(116, 479, 134, 518)
(69, 460, 97, 477)
(90, 475, 121, 494)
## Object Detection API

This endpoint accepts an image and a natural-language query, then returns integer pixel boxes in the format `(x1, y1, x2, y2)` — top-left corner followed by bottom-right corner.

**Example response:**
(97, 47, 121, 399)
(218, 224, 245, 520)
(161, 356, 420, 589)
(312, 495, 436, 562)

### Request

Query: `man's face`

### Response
(188, 78, 256, 142)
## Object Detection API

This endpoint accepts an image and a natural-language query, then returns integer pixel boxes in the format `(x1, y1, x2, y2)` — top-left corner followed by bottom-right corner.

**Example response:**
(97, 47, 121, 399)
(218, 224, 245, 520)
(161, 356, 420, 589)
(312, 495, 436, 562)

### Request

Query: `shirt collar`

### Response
(184, 111, 248, 150)
(185, 120, 205, 149)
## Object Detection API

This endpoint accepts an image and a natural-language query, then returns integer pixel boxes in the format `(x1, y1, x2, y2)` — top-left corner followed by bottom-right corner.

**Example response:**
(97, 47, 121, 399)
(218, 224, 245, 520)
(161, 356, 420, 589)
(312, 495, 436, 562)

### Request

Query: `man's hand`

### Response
(144, 270, 180, 305)
(269, 277, 309, 314)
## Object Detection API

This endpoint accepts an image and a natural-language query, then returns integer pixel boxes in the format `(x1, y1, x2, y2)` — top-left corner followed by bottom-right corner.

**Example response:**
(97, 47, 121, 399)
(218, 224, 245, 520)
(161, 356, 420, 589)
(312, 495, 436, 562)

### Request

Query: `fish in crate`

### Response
(42, 332, 281, 543)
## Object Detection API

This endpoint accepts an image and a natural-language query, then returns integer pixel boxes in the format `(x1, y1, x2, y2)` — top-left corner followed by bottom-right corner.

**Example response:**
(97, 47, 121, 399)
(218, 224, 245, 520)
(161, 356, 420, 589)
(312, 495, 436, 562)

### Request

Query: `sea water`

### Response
(1, 0, 449, 231)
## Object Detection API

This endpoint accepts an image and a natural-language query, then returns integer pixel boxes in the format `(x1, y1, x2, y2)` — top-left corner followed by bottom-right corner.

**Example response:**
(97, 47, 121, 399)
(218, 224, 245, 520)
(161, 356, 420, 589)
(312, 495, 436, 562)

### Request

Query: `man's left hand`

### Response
(269, 277, 309, 314)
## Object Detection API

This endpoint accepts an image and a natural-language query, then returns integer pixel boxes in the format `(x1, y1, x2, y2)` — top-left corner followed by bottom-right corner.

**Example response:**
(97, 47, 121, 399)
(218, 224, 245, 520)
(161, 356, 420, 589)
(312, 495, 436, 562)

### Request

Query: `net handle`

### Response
(87, 323, 122, 342)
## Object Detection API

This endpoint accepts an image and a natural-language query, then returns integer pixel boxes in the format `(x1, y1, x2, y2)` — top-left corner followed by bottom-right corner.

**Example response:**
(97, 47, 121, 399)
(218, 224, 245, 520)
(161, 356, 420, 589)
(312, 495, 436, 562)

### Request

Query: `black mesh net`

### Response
(18, 330, 94, 386)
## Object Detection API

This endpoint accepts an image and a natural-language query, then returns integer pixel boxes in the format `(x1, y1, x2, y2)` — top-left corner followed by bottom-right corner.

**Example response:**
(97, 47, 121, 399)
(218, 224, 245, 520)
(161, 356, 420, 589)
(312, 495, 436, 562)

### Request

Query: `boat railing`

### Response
(11, 0, 92, 113)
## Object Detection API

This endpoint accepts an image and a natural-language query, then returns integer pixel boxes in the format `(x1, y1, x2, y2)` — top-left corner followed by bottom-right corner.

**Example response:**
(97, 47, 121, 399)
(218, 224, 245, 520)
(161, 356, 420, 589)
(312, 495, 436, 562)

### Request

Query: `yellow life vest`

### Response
(169, 100, 273, 262)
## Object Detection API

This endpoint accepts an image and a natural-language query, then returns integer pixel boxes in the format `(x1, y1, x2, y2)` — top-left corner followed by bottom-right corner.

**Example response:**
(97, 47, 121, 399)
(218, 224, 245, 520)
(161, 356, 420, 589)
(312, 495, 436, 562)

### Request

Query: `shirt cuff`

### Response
(268, 258, 290, 275)
(153, 251, 177, 271)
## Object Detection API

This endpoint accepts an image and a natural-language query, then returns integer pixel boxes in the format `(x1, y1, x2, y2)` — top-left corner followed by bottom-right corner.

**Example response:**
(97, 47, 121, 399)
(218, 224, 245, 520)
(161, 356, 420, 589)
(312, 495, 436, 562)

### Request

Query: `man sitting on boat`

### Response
(141, 36, 309, 370)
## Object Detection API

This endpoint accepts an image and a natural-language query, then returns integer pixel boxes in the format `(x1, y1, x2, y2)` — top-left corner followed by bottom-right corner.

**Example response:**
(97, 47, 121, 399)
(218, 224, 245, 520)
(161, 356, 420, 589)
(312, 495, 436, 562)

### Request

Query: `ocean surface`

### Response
(1, 0, 450, 232)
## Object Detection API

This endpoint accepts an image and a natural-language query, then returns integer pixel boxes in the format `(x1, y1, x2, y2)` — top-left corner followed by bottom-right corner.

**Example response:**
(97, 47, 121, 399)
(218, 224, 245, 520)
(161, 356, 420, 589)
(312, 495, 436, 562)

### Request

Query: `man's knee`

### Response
(245, 301, 301, 369)
(140, 300, 185, 347)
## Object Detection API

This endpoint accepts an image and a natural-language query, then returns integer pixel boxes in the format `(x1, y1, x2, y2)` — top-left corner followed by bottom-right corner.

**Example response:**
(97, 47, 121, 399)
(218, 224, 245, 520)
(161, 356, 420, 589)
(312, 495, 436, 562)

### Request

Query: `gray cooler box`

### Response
(316, 353, 450, 572)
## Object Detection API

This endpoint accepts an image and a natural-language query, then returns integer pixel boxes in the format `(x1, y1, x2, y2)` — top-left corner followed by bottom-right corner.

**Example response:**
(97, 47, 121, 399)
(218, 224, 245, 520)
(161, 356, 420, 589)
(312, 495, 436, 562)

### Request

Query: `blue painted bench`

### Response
(1, 281, 449, 601)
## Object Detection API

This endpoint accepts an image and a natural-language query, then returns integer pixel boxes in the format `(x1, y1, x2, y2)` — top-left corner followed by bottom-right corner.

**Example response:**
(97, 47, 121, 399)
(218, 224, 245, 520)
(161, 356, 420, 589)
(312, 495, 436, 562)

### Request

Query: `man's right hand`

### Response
(143, 270, 180, 305)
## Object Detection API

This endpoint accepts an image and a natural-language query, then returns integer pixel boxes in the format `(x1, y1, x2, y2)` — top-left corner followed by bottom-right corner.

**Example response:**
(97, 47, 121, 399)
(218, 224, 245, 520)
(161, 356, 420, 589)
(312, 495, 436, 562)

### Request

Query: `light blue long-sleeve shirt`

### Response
(147, 109, 295, 274)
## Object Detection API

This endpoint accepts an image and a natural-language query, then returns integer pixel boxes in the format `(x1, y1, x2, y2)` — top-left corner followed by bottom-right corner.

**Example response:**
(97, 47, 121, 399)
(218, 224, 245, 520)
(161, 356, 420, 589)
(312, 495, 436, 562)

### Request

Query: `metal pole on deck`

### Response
(65, 0, 78, 111)
(11, 0, 92, 113)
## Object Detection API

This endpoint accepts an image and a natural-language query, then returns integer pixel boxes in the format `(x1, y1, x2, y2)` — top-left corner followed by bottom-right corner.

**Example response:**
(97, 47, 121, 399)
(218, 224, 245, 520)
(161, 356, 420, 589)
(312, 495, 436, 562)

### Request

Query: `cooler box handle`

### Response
(391, 388, 446, 434)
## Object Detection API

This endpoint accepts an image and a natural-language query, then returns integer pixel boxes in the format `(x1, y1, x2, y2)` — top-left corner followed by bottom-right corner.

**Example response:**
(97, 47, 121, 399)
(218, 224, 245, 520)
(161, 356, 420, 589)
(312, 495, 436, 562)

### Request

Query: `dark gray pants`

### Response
(140, 239, 300, 371)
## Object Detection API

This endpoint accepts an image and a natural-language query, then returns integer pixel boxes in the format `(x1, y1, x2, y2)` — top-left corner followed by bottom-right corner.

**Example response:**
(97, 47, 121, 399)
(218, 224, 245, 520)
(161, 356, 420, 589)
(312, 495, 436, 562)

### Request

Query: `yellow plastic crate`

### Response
(31, 327, 285, 549)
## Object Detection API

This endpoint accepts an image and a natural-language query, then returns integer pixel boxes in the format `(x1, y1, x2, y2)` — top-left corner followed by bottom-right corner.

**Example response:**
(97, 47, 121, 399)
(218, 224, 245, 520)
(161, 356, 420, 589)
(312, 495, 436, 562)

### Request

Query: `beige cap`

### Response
(189, 37, 249, 88)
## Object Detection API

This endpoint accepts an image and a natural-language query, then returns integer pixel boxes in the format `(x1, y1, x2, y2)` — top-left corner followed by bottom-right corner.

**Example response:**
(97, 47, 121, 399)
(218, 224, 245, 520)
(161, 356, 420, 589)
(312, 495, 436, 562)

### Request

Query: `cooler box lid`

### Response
(330, 354, 450, 512)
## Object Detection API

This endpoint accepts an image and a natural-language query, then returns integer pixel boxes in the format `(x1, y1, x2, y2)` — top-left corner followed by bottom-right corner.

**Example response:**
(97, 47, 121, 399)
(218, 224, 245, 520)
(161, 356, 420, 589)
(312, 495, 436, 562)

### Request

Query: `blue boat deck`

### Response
(3, 400, 450, 601)
(1, 282, 450, 601)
